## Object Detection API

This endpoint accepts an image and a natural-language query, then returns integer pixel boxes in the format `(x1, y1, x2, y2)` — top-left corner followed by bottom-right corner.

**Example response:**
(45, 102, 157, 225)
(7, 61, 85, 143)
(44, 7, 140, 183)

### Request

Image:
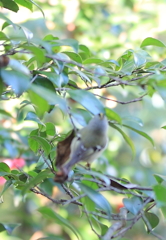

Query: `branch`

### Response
(94, 93, 147, 104)
(102, 208, 127, 240)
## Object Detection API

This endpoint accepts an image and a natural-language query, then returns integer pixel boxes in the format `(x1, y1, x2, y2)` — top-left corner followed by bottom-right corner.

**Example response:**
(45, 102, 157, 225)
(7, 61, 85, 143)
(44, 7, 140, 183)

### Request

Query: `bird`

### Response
(54, 113, 108, 183)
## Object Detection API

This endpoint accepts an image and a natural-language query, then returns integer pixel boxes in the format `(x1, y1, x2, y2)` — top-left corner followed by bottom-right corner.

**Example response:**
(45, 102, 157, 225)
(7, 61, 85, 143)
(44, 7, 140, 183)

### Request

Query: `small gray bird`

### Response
(55, 113, 108, 182)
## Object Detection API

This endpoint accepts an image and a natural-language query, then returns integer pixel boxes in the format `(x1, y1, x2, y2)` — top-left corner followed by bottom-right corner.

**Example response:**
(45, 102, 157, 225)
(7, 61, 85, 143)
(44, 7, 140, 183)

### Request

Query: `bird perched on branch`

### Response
(55, 113, 108, 183)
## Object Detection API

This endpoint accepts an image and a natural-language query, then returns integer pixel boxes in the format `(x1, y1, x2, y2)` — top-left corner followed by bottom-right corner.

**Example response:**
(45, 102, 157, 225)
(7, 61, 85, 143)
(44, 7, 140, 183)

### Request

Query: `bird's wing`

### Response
(63, 136, 103, 170)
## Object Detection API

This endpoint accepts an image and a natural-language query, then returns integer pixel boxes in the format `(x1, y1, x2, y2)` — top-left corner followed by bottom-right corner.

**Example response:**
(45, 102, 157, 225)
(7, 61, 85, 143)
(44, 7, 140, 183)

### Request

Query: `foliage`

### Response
(0, 1, 166, 240)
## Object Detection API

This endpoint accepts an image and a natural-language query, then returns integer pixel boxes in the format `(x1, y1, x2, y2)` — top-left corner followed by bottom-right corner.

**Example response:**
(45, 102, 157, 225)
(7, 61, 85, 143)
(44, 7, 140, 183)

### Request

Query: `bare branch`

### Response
(94, 93, 147, 104)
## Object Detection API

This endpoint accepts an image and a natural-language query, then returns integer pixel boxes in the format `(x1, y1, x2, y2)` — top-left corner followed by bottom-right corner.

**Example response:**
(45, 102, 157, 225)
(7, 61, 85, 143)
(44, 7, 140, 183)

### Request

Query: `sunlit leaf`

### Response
(83, 58, 103, 64)
(154, 174, 166, 184)
(140, 37, 166, 48)
(153, 184, 166, 208)
(46, 122, 56, 136)
(0, 31, 8, 40)
(14, 0, 33, 11)
(0, 163, 11, 173)
(52, 39, 79, 53)
(62, 51, 82, 64)
(31, 84, 67, 113)
(24, 46, 45, 65)
(28, 90, 49, 118)
(22, 169, 53, 194)
(30, 136, 51, 155)
(79, 44, 91, 58)
(105, 107, 122, 124)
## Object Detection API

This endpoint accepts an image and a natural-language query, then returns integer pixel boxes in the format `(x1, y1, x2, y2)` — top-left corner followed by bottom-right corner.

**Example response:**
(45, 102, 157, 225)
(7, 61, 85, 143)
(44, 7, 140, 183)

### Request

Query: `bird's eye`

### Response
(98, 113, 104, 119)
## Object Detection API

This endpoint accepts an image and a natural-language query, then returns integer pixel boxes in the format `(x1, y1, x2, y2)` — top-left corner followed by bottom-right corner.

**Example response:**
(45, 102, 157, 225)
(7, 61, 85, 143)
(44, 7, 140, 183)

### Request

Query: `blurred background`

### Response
(1, 0, 166, 239)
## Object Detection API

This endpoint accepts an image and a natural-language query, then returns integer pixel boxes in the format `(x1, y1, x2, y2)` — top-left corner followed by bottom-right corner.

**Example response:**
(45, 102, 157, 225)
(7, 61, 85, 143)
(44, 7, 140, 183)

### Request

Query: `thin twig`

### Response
(84, 207, 101, 238)
(94, 93, 147, 105)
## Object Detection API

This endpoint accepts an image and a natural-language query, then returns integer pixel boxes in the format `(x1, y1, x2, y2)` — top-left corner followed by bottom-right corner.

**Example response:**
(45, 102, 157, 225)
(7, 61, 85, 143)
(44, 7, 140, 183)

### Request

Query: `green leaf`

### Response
(0, 13, 17, 28)
(46, 122, 56, 136)
(1, 70, 30, 96)
(24, 112, 45, 126)
(140, 37, 166, 48)
(31, 84, 67, 113)
(154, 174, 166, 184)
(29, 0, 45, 17)
(37, 237, 63, 240)
(0, 223, 21, 234)
(0, 109, 13, 118)
(122, 116, 143, 127)
(122, 124, 154, 146)
(9, 59, 30, 75)
(83, 58, 103, 64)
(78, 183, 112, 218)
(79, 44, 91, 58)
(30, 136, 51, 155)
(28, 137, 39, 153)
(14, 0, 33, 11)
(162, 125, 166, 130)
(110, 123, 135, 157)
(52, 39, 79, 53)
(1, 22, 10, 30)
(144, 212, 159, 231)
(68, 89, 105, 115)
(105, 108, 122, 124)
(24, 46, 45, 66)
(153, 184, 166, 207)
(0, 0, 19, 12)
(22, 169, 53, 194)
(133, 50, 147, 67)
(0, 224, 6, 232)
(76, 166, 110, 186)
(35, 155, 48, 170)
(0, 31, 8, 40)
(120, 59, 135, 75)
(71, 68, 91, 83)
(38, 207, 80, 239)
(123, 196, 143, 215)
(62, 51, 82, 64)
(0, 163, 10, 173)
(40, 179, 53, 196)
(161, 206, 166, 218)
(28, 90, 49, 118)
(36, 71, 64, 87)
(0, 179, 12, 197)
